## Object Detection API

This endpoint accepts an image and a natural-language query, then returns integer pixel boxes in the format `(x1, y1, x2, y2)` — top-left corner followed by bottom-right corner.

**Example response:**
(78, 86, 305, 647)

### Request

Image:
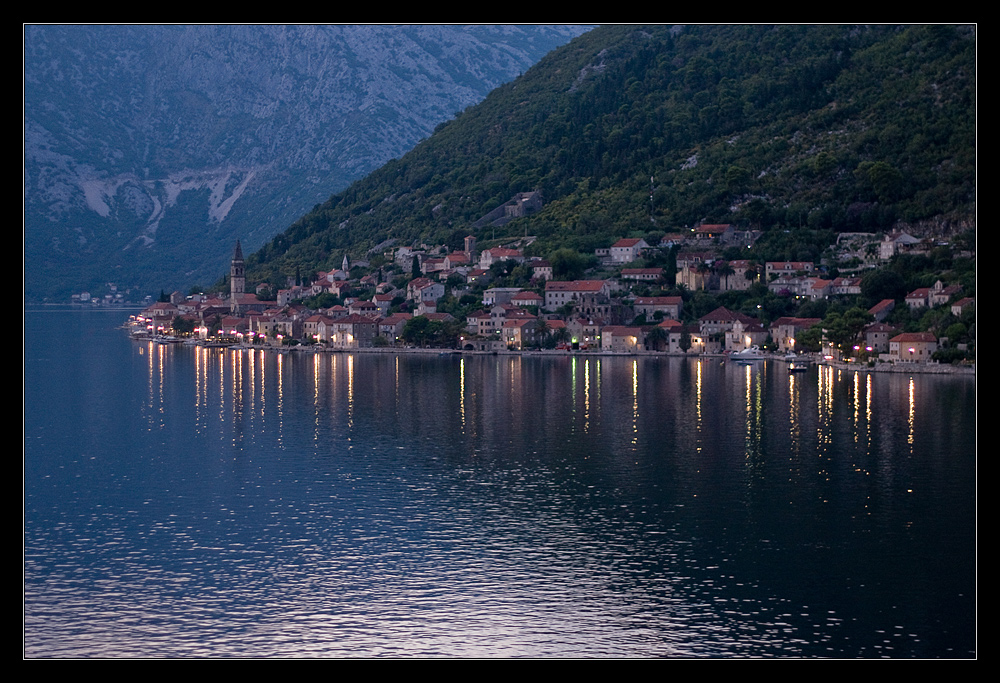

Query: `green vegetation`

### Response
(241, 25, 973, 287)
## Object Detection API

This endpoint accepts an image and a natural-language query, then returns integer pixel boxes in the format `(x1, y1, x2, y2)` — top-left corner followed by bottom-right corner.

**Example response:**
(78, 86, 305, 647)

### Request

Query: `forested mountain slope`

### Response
(245, 24, 974, 286)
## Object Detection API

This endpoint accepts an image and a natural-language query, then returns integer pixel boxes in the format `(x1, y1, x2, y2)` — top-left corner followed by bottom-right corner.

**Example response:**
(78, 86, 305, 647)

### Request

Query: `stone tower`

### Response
(231, 240, 245, 301)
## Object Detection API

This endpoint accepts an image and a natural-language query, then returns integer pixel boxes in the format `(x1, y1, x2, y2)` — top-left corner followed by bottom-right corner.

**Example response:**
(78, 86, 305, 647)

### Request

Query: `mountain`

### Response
(23, 24, 592, 301)
(242, 24, 974, 286)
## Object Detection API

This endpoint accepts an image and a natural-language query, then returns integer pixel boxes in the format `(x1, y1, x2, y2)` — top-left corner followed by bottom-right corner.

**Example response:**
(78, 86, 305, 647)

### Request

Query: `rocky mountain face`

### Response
(24, 24, 591, 301)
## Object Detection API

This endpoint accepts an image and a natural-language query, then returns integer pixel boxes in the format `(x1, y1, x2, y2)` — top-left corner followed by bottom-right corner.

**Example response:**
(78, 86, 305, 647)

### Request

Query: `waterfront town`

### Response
(130, 226, 975, 370)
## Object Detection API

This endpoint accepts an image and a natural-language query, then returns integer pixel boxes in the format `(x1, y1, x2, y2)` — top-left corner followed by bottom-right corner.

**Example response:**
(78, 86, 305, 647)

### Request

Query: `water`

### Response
(24, 309, 976, 658)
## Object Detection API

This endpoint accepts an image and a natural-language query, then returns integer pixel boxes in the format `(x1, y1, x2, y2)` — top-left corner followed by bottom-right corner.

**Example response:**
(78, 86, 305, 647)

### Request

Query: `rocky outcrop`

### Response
(24, 25, 591, 300)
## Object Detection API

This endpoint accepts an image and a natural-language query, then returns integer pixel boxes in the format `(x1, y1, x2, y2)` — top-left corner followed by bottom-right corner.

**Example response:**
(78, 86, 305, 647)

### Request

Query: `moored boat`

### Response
(731, 346, 765, 364)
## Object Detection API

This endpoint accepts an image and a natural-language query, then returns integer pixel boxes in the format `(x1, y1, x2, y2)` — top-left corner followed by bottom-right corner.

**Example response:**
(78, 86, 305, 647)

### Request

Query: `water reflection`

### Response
(32, 336, 973, 658)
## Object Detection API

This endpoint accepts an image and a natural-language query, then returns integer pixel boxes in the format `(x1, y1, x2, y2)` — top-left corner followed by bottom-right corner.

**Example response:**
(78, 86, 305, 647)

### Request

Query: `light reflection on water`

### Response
(24, 311, 975, 658)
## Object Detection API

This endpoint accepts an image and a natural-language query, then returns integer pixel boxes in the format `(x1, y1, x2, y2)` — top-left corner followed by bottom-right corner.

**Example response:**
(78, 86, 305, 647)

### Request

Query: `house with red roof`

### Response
(951, 297, 974, 317)
(379, 313, 412, 343)
(318, 314, 378, 348)
(830, 277, 862, 295)
(905, 287, 932, 309)
(888, 332, 938, 363)
(719, 260, 755, 292)
(511, 291, 544, 308)
(869, 299, 895, 322)
(928, 280, 962, 307)
(699, 306, 759, 352)
(600, 325, 644, 352)
(864, 323, 898, 354)
(407, 278, 444, 303)
(621, 267, 663, 282)
(633, 296, 682, 320)
(726, 318, 767, 352)
(610, 238, 648, 264)
(502, 318, 536, 350)
(652, 319, 688, 354)
(693, 223, 735, 241)
(478, 247, 524, 269)
(544, 280, 610, 310)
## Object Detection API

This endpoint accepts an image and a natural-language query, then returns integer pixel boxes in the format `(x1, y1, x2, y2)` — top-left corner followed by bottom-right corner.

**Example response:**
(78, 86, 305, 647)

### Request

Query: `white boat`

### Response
(731, 346, 765, 363)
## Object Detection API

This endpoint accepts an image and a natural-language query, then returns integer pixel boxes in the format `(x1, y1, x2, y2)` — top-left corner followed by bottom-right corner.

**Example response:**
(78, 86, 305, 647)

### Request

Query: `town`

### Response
(131, 224, 975, 370)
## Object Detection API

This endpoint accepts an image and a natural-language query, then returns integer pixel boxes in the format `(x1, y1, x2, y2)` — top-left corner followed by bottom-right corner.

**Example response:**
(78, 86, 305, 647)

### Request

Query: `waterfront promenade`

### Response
(132, 333, 976, 376)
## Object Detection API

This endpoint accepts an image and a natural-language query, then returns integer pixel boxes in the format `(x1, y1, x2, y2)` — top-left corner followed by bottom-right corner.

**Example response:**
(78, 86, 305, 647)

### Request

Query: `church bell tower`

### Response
(231, 241, 245, 296)
(230, 240, 245, 314)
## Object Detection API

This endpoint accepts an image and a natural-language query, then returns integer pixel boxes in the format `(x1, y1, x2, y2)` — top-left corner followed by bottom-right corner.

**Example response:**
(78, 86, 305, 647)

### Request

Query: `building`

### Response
(888, 332, 938, 363)
(407, 278, 444, 303)
(511, 291, 544, 309)
(770, 317, 822, 353)
(482, 287, 522, 306)
(620, 268, 663, 282)
(228, 240, 269, 316)
(864, 323, 898, 354)
(319, 314, 378, 348)
(766, 261, 814, 279)
(698, 306, 760, 352)
(633, 296, 682, 321)
(869, 299, 895, 322)
(726, 318, 767, 352)
(544, 280, 610, 310)
(529, 259, 552, 281)
(478, 247, 524, 269)
(693, 223, 735, 241)
(600, 326, 644, 352)
(609, 238, 648, 264)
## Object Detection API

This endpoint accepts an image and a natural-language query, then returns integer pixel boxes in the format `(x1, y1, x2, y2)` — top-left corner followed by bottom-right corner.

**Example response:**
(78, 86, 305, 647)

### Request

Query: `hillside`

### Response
(243, 24, 975, 286)
(23, 25, 590, 301)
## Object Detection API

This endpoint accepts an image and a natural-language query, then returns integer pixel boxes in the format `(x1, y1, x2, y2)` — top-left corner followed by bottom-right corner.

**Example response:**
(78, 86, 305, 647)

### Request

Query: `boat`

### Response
(789, 361, 810, 373)
(731, 346, 765, 364)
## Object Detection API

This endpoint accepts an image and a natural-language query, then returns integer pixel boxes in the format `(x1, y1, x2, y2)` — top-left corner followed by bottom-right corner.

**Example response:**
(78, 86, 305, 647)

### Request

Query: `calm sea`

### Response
(24, 309, 976, 658)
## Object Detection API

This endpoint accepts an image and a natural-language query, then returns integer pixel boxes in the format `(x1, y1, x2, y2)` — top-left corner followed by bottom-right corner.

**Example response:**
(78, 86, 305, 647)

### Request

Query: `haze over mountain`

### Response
(242, 24, 973, 288)
(23, 24, 592, 301)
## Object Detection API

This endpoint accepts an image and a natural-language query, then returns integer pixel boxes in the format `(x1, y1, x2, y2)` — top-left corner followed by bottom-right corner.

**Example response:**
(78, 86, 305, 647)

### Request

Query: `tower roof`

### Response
(233, 240, 243, 260)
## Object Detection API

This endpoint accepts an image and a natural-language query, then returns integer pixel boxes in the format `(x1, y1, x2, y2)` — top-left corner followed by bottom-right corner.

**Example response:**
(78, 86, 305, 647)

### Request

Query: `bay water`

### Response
(24, 309, 976, 658)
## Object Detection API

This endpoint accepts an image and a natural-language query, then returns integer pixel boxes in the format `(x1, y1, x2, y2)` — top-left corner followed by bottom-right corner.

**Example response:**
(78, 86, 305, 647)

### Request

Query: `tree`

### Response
(645, 325, 667, 352)
(401, 316, 430, 346)
(797, 325, 823, 353)
(715, 261, 735, 290)
(865, 161, 904, 202)
(171, 315, 195, 335)
(533, 317, 551, 348)
(549, 248, 589, 280)
(818, 307, 872, 358)
(725, 164, 751, 193)
(860, 269, 906, 306)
